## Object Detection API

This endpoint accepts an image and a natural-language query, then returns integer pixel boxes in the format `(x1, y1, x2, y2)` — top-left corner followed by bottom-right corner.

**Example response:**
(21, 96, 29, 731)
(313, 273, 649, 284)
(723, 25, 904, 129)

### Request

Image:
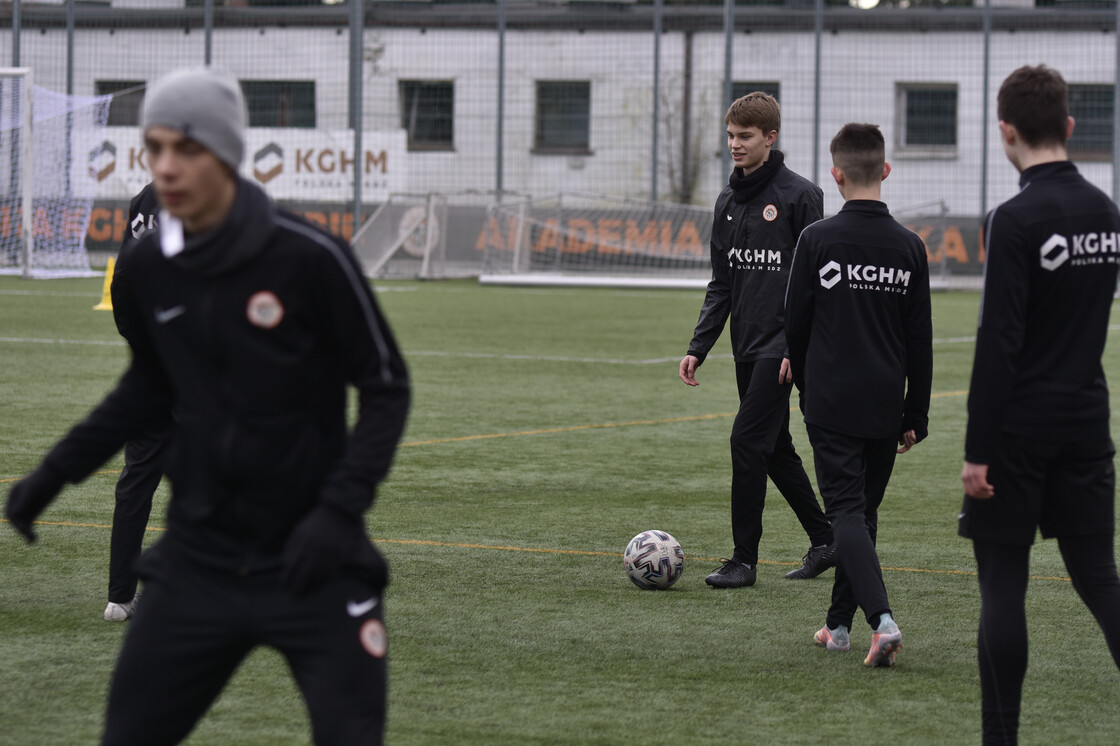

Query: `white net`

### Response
(0, 70, 111, 278)
(478, 192, 714, 288)
(353, 190, 527, 280)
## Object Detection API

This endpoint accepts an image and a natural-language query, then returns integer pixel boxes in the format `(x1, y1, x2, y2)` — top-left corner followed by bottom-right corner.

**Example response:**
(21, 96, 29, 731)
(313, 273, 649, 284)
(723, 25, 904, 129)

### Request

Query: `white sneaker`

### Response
(103, 595, 139, 622)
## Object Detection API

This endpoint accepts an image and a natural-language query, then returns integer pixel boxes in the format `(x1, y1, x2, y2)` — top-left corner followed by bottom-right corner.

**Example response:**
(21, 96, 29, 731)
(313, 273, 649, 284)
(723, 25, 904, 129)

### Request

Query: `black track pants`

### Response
(728, 359, 832, 564)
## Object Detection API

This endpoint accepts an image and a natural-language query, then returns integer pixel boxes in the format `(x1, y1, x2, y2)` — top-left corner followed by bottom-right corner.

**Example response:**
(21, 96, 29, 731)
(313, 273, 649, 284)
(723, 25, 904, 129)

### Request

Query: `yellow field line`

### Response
(400, 390, 970, 447)
(0, 517, 1071, 582)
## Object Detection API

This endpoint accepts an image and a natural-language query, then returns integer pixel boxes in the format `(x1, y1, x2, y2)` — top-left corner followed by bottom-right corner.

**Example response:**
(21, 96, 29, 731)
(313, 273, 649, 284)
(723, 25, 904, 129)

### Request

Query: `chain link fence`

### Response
(2, 0, 1118, 280)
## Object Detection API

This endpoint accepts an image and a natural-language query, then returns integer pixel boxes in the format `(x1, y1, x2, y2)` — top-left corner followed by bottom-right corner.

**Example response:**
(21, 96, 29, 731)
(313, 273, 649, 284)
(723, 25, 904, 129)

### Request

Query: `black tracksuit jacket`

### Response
(40, 179, 411, 573)
(687, 162, 823, 363)
(785, 200, 933, 440)
(965, 161, 1120, 463)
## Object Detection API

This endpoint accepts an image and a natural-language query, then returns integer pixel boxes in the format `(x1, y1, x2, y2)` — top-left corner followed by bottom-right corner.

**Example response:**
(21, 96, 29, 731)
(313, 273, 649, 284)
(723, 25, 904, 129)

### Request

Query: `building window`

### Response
(896, 83, 957, 158)
(730, 82, 780, 103)
(534, 81, 591, 154)
(96, 80, 145, 126)
(399, 80, 454, 151)
(241, 81, 316, 128)
(1068, 84, 1113, 161)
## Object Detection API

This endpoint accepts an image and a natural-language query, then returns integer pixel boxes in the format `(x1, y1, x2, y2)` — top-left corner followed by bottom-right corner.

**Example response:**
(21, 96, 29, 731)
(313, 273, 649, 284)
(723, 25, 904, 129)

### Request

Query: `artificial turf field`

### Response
(2, 273, 1119, 745)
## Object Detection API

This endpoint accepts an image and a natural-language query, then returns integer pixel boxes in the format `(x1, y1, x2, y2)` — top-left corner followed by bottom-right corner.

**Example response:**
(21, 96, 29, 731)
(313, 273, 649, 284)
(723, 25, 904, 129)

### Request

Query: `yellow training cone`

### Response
(93, 255, 115, 311)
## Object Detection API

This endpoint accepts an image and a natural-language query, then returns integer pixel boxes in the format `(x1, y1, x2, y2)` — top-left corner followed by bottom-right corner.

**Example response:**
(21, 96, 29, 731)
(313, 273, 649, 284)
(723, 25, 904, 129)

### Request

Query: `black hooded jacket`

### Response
(687, 151, 824, 364)
(41, 179, 411, 573)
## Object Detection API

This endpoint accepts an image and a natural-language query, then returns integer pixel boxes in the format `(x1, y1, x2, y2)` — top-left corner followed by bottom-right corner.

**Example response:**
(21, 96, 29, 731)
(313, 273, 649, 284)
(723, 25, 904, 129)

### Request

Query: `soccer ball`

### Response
(623, 530, 684, 590)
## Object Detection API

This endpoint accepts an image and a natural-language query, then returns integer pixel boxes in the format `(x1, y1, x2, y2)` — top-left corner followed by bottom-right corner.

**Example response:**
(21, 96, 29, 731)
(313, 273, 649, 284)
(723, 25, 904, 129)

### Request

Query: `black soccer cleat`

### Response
(704, 558, 757, 588)
(785, 543, 838, 580)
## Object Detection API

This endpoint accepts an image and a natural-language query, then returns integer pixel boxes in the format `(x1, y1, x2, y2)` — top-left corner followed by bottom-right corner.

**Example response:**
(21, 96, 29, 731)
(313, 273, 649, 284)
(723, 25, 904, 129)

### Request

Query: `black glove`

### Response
(5, 463, 67, 543)
(282, 504, 365, 597)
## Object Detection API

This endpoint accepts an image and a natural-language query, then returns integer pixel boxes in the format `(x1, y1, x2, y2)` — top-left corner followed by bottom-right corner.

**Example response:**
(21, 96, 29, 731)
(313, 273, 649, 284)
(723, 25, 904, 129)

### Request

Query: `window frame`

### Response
(894, 82, 959, 160)
(240, 80, 317, 129)
(398, 79, 455, 152)
(730, 81, 781, 104)
(533, 80, 592, 156)
(96, 80, 145, 127)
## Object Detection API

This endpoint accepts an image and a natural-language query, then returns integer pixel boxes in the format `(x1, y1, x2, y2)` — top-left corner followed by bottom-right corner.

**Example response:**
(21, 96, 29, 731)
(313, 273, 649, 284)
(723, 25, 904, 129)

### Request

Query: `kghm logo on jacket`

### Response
(819, 260, 911, 294)
(1041, 232, 1120, 270)
(728, 246, 783, 272)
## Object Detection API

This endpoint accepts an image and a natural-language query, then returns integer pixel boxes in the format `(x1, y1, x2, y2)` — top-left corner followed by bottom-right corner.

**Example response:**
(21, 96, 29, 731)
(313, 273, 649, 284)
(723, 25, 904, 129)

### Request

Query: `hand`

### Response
(897, 429, 918, 454)
(5, 464, 66, 543)
(778, 358, 793, 385)
(961, 461, 994, 499)
(679, 355, 700, 387)
(282, 504, 365, 596)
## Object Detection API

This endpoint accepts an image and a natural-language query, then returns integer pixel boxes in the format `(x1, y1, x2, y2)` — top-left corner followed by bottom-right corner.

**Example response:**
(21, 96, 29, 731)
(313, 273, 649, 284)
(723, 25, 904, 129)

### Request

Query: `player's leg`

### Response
(960, 434, 1047, 745)
(806, 425, 890, 627)
(768, 403, 832, 544)
(1046, 439, 1120, 668)
(272, 574, 388, 746)
(101, 543, 253, 746)
(972, 539, 1030, 746)
(106, 429, 168, 615)
(702, 360, 766, 588)
(727, 360, 769, 567)
(1058, 534, 1120, 667)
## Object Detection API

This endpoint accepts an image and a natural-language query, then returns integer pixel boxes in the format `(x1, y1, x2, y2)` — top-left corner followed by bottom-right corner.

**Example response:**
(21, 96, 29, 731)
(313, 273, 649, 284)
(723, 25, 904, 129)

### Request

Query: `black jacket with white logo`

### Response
(124, 182, 159, 247)
(41, 178, 411, 572)
(965, 161, 1120, 463)
(785, 200, 933, 440)
(687, 160, 823, 363)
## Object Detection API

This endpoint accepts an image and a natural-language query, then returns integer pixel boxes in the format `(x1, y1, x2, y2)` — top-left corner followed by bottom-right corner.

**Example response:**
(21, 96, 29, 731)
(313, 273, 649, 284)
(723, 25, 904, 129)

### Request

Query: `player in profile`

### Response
(785, 122, 932, 667)
(5, 67, 410, 745)
(679, 92, 835, 588)
(103, 181, 168, 623)
(959, 64, 1120, 744)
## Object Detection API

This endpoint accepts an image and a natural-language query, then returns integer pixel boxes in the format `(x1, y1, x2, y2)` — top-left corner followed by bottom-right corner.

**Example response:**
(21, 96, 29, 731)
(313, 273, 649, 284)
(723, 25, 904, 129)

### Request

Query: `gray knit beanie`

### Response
(142, 67, 246, 170)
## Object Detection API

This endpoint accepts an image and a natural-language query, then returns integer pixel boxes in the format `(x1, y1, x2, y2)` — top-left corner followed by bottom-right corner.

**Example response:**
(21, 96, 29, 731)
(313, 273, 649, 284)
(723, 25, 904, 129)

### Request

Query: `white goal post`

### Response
(0, 68, 33, 277)
(0, 68, 112, 278)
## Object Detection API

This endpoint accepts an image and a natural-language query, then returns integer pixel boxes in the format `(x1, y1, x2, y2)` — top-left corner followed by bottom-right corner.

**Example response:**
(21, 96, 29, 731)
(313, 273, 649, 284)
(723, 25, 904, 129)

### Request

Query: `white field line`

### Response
(4, 326, 1120, 361)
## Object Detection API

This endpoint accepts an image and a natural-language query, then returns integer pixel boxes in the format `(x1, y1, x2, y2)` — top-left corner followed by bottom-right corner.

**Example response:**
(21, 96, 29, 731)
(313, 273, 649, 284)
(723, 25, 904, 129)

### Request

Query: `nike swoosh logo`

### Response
(154, 305, 186, 324)
(347, 597, 380, 617)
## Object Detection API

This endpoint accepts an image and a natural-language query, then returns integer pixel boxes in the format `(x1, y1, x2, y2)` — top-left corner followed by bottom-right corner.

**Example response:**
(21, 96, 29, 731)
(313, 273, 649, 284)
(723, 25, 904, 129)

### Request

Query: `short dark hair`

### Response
(997, 65, 1069, 148)
(725, 92, 781, 135)
(830, 123, 885, 186)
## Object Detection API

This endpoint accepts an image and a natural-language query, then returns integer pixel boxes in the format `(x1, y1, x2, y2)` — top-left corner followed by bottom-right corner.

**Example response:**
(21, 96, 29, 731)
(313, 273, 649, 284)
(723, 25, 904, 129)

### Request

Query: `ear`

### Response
(998, 120, 1016, 147)
(830, 166, 844, 187)
(765, 130, 778, 147)
(881, 162, 891, 182)
(1066, 116, 1076, 142)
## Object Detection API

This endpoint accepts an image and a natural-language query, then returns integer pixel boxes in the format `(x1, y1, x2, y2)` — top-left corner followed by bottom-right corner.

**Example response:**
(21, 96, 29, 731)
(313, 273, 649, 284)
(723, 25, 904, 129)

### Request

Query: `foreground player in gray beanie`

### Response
(6, 65, 411, 745)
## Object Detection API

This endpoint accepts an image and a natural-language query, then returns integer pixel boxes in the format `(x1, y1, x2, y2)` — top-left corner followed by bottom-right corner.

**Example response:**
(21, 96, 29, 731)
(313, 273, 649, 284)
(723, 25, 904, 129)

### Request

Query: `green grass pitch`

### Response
(2, 274, 1119, 745)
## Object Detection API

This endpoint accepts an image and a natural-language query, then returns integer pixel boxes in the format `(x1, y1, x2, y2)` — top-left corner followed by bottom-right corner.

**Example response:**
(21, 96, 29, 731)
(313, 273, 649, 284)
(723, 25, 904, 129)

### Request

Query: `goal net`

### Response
(352, 190, 528, 280)
(477, 192, 714, 288)
(0, 68, 112, 277)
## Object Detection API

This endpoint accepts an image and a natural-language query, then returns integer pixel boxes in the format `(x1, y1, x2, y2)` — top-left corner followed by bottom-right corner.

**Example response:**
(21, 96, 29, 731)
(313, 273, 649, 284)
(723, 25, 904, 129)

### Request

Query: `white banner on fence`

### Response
(91, 127, 407, 202)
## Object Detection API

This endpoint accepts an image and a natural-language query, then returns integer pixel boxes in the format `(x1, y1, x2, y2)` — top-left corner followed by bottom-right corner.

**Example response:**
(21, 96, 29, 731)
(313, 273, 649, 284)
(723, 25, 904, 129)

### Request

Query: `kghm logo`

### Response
(819, 261, 912, 292)
(819, 260, 842, 289)
(89, 141, 116, 182)
(1065, 231, 1120, 268)
(1039, 234, 1069, 271)
(728, 246, 782, 271)
(253, 142, 284, 184)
